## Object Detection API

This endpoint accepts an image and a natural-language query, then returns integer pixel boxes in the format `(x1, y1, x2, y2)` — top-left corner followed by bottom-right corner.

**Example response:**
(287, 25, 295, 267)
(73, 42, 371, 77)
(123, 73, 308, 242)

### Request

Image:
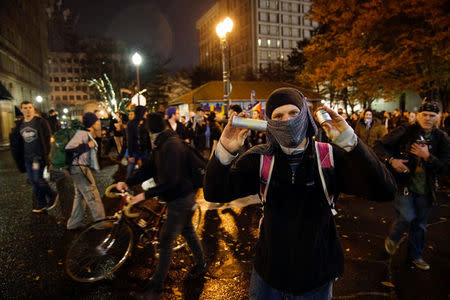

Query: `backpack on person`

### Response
(183, 142, 207, 190)
(50, 119, 83, 169)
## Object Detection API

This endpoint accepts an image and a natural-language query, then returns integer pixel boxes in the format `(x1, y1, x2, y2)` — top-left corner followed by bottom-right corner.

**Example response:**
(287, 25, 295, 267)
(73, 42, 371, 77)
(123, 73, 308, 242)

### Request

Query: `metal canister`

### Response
(232, 116, 267, 131)
(316, 109, 332, 125)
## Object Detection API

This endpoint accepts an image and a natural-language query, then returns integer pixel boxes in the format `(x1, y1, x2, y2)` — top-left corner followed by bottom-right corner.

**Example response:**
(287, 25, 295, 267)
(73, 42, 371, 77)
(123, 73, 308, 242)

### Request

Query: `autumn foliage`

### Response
(298, 0, 449, 109)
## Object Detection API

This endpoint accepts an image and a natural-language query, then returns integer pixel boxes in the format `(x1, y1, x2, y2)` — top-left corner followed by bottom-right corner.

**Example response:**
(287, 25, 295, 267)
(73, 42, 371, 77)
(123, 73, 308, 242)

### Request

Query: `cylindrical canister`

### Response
(232, 116, 267, 131)
(316, 109, 332, 125)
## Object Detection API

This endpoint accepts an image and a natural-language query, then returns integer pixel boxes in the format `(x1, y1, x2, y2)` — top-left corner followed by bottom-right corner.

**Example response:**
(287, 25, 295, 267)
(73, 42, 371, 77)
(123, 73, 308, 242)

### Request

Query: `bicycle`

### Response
(65, 184, 202, 283)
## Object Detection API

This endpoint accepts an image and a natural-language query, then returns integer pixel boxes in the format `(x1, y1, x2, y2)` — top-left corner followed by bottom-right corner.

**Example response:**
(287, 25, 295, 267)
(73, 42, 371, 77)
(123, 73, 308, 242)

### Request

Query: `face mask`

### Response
(267, 111, 308, 148)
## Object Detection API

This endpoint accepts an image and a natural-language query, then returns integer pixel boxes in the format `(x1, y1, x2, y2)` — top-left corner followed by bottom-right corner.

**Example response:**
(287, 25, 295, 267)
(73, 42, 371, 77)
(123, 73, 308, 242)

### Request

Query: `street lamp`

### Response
(132, 52, 143, 106)
(216, 17, 233, 109)
(35, 95, 43, 103)
(63, 108, 68, 114)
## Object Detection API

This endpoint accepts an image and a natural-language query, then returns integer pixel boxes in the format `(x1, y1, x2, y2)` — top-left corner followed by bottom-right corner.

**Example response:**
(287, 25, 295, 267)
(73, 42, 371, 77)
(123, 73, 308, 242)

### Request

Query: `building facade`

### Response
(196, 0, 317, 79)
(0, 0, 52, 144)
(48, 52, 98, 118)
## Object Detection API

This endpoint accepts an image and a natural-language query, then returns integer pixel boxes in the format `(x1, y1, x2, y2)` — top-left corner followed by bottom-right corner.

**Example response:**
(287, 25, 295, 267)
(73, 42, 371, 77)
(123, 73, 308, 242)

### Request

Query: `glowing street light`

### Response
(36, 95, 43, 103)
(216, 17, 233, 108)
(63, 108, 68, 114)
(131, 52, 143, 106)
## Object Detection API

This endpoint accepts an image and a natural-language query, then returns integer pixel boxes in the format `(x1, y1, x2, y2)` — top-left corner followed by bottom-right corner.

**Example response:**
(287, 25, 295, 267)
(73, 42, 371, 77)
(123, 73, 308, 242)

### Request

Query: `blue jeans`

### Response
(126, 154, 148, 178)
(249, 268, 333, 300)
(24, 157, 57, 208)
(389, 190, 432, 260)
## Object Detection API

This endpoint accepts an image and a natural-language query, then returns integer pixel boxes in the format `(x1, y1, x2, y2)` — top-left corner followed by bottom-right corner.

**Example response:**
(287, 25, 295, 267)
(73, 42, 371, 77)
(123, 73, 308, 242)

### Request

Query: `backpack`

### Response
(259, 141, 337, 216)
(50, 120, 83, 169)
(183, 142, 207, 189)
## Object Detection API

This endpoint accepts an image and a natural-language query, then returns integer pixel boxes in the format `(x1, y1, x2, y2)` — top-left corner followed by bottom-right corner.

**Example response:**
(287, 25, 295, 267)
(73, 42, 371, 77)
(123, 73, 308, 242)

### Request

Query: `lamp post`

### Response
(132, 52, 142, 105)
(216, 17, 233, 109)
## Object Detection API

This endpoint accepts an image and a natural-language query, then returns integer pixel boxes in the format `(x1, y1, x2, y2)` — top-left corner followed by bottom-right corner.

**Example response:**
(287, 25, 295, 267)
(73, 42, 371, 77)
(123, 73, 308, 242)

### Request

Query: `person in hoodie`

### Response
(203, 88, 396, 299)
(65, 112, 105, 230)
(126, 105, 151, 177)
(117, 113, 205, 299)
(354, 109, 388, 148)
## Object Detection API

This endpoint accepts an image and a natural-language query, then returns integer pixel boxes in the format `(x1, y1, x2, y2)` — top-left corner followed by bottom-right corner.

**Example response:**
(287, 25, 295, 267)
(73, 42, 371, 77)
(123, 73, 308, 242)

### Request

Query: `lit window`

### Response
(277, 40, 280, 47)
(258, 39, 262, 46)
(267, 39, 271, 47)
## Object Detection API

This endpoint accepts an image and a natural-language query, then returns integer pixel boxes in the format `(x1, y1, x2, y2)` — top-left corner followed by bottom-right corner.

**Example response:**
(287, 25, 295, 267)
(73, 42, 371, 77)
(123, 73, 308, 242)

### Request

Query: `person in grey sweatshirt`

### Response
(65, 112, 105, 230)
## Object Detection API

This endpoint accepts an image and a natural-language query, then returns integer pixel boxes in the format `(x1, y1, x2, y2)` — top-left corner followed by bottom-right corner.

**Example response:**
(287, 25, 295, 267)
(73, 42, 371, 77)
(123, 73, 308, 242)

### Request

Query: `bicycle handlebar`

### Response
(105, 184, 139, 218)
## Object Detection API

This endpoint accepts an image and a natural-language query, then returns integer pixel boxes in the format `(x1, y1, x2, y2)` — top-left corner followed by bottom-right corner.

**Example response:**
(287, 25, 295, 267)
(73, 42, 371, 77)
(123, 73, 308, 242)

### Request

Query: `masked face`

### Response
(267, 104, 308, 148)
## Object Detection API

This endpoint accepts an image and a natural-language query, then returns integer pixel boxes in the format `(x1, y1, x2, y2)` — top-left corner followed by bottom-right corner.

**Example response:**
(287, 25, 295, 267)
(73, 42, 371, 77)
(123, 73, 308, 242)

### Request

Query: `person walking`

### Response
(65, 112, 106, 230)
(374, 98, 449, 271)
(354, 109, 388, 148)
(203, 88, 396, 299)
(10, 101, 58, 213)
(126, 105, 150, 177)
(117, 113, 205, 299)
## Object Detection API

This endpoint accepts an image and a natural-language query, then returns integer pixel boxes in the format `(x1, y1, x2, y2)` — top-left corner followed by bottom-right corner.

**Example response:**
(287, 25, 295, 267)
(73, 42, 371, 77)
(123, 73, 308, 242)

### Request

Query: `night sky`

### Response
(64, 0, 217, 71)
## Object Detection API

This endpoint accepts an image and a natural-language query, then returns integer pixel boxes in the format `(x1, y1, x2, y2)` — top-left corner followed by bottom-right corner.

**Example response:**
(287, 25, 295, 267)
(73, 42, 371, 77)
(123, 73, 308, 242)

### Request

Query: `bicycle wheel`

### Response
(65, 219, 134, 282)
(172, 204, 202, 251)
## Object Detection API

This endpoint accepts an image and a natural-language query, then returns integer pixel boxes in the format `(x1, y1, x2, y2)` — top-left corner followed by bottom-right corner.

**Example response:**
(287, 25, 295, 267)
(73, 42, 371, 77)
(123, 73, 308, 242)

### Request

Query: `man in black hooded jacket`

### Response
(126, 105, 151, 177)
(204, 88, 396, 299)
(117, 113, 205, 299)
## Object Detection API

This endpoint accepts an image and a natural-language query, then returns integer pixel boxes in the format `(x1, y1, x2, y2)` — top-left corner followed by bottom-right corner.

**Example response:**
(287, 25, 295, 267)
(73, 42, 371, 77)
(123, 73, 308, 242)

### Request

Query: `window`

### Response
(90, 95, 96, 99)
(62, 86, 67, 91)
(67, 68, 73, 73)
(76, 95, 81, 100)
(62, 95, 67, 100)
(54, 77, 59, 82)
(82, 86, 87, 91)
(258, 39, 262, 46)
(68, 86, 73, 91)
(54, 86, 59, 91)
(260, 25, 269, 34)
(76, 86, 81, 91)
(74, 77, 79, 82)
(267, 39, 271, 47)
(53, 68, 58, 73)
(259, 12, 268, 22)
(49, 77, 52, 82)
(83, 95, 88, 100)
(269, 13, 278, 23)
(304, 17, 311, 26)
(270, 25, 278, 35)
(69, 95, 74, 100)
(292, 28, 299, 37)
(55, 96, 61, 101)
(61, 77, 66, 82)
(67, 77, 73, 82)
(277, 40, 281, 47)
(74, 68, 79, 73)
(304, 30, 311, 39)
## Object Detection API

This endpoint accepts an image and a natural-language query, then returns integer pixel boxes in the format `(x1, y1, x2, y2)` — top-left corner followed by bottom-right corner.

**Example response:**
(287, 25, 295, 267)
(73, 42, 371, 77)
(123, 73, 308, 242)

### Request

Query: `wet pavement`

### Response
(0, 148, 449, 299)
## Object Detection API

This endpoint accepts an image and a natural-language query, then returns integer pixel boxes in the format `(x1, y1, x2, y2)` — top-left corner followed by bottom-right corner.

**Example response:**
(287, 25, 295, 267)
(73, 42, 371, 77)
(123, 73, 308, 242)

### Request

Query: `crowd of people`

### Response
(8, 90, 449, 299)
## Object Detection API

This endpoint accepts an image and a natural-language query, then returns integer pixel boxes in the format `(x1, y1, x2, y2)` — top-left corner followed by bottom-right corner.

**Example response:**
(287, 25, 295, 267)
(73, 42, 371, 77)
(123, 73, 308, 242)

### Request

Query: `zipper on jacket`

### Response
(291, 169, 295, 184)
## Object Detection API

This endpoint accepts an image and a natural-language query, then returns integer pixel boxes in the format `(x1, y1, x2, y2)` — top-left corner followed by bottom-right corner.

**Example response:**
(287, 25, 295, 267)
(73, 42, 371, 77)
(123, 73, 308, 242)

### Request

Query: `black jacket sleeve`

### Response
(9, 124, 26, 173)
(125, 154, 154, 187)
(127, 121, 138, 157)
(203, 152, 260, 203)
(334, 140, 397, 202)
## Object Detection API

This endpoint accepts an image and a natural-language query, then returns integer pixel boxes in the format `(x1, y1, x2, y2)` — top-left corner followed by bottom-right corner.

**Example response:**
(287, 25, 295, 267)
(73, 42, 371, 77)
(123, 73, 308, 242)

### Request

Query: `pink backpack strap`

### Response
(315, 141, 337, 215)
(259, 154, 274, 204)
